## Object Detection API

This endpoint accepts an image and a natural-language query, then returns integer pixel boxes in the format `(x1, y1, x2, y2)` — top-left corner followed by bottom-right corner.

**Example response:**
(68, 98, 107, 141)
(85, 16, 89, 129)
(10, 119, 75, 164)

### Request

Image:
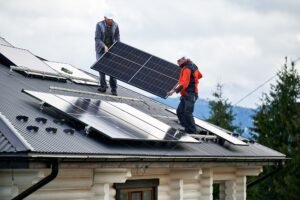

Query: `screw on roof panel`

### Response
(45, 127, 57, 134)
(64, 128, 75, 135)
(26, 126, 39, 133)
(35, 117, 47, 124)
(16, 115, 29, 122)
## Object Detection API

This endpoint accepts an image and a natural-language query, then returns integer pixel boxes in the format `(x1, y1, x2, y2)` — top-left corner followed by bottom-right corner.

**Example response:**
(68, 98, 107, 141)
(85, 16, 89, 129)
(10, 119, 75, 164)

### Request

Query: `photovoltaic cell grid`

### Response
(23, 90, 198, 143)
(91, 42, 180, 98)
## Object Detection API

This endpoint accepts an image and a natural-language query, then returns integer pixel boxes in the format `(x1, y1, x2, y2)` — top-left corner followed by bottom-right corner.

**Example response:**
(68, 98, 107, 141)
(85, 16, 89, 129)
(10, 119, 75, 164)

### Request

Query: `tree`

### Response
(207, 83, 236, 132)
(248, 58, 300, 200)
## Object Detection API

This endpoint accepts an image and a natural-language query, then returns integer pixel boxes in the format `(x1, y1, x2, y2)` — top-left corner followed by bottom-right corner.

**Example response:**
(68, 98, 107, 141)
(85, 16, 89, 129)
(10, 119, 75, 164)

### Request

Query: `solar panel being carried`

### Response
(91, 42, 180, 98)
(23, 90, 198, 143)
(0, 45, 64, 79)
(45, 61, 99, 85)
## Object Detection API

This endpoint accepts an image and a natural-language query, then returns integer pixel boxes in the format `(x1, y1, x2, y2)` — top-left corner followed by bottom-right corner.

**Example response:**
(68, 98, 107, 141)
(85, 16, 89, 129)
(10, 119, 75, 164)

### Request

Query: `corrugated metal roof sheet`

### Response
(0, 131, 16, 152)
(0, 62, 286, 160)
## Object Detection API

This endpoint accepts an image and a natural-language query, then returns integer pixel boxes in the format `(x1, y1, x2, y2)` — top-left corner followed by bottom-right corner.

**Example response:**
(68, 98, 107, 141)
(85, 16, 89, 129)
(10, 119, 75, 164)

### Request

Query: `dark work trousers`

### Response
(176, 93, 198, 133)
(96, 52, 117, 90)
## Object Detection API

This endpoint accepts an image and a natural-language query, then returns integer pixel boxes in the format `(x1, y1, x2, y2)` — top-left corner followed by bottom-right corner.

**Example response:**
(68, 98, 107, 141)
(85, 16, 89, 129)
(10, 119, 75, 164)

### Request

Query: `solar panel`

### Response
(23, 90, 198, 143)
(91, 42, 180, 98)
(0, 45, 63, 79)
(166, 108, 248, 146)
(45, 61, 99, 85)
(0, 38, 13, 47)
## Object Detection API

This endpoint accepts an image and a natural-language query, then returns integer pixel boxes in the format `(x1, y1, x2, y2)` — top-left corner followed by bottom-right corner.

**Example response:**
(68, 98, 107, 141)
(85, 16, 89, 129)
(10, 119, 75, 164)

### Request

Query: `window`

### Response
(114, 179, 159, 200)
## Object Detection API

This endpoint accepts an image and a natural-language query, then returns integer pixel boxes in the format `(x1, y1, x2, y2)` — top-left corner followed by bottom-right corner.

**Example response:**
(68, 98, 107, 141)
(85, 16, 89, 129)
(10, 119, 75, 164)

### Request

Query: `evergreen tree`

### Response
(248, 58, 300, 200)
(207, 83, 236, 132)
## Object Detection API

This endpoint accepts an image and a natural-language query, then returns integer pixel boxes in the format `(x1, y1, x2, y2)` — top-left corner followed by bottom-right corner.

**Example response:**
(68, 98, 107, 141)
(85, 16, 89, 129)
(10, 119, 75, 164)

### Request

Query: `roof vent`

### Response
(27, 125, 39, 133)
(35, 117, 47, 124)
(16, 115, 29, 122)
(53, 118, 65, 125)
(45, 127, 57, 134)
(64, 128, 75, 135)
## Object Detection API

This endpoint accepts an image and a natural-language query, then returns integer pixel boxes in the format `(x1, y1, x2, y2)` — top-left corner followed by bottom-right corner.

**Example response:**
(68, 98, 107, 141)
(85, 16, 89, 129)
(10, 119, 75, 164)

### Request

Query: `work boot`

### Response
(111, 89, 118, 96)
(97, 86, 106, 93)
(180, 128, 196, 135)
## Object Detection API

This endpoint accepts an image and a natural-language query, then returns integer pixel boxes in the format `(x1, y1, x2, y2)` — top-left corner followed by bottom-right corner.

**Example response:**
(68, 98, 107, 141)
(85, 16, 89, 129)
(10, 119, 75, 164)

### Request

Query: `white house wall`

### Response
(0, 165, 263, 200)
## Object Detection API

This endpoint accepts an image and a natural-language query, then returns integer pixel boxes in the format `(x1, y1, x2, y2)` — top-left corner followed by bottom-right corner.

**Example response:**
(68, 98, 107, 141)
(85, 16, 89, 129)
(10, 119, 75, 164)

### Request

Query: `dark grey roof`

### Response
(0, 113, 30, 152)
(0, 60, 286, 161)
(0, 132, 16, 152)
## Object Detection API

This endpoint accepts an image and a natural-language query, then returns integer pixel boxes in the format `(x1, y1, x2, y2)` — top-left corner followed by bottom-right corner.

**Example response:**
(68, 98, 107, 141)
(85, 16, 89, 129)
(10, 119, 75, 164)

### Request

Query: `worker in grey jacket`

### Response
(95, 13, 120, 95)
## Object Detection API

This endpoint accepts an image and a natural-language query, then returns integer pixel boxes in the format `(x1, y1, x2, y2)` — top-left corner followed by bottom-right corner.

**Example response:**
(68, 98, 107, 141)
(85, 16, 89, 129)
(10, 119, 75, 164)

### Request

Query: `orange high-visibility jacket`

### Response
(176, 63, 203, 96)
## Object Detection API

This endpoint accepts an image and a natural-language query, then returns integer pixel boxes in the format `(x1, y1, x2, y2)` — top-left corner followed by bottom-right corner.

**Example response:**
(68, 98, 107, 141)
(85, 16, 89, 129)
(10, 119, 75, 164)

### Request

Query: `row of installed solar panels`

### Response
(23, 90, 247, 145)
(0, 37, 99, 85)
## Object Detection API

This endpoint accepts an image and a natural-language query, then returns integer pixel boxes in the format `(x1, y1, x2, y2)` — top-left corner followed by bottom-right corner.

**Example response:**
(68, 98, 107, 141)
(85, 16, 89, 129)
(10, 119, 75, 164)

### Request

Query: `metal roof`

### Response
(0, 60, 286, 161)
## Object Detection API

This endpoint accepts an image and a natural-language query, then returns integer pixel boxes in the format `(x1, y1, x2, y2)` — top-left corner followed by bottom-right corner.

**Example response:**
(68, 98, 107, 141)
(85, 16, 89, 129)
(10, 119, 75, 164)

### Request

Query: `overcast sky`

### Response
(0, 0, 299, 108)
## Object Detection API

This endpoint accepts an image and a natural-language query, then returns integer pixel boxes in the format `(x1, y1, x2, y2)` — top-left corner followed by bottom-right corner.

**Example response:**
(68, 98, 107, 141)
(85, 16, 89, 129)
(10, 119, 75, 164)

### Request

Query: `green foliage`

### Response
(207, 83, 236, 132)
(248, 58, 300, 200)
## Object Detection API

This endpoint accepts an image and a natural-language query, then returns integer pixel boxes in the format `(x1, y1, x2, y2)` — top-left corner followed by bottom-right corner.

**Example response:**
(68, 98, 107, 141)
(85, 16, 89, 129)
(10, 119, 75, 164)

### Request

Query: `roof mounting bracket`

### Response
(45, 127, 57, 134)
(39, 102, 45, 111)
(64, 128, 75, 135)
(26, 125, 39, 133)
(35, 117, 47, 124)
(84, 125, 91, 135)
(16, 115, 29, 123)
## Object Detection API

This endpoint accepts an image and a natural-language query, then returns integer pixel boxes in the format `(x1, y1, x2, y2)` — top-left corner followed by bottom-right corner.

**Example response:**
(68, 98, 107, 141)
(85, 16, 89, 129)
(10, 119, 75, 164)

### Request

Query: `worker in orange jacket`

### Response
(167, 57, 203, 134)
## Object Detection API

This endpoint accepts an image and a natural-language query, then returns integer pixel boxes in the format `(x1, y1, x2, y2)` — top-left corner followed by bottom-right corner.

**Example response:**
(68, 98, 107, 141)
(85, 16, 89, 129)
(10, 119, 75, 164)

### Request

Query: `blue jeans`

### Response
(96, 52, 117, 90)
(176, 93, 198, 133)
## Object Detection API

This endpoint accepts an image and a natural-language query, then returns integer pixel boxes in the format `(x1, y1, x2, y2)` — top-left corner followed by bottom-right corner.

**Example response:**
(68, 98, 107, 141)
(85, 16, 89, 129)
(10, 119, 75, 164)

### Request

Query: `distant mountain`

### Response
(155, 97, 256, 138)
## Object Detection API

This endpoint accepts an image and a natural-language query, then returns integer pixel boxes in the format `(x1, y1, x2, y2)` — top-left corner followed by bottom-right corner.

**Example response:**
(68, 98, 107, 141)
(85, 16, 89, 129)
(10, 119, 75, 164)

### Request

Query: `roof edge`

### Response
(0, 112, 33, 151)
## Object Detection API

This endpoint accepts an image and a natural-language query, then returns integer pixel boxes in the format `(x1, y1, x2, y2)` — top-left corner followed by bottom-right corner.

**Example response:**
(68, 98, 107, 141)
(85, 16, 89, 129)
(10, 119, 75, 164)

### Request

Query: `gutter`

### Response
(247, 163, 283, 189)
(12, 159, 59, 200)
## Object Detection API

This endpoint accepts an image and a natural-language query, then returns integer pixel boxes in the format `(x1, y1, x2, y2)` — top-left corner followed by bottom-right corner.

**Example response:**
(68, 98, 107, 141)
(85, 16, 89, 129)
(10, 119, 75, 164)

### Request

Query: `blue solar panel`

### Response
(91, 42, 180, 98)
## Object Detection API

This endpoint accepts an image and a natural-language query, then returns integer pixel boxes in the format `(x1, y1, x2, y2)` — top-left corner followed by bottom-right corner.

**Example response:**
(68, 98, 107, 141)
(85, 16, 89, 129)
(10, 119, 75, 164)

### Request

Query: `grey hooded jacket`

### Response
(95, 20, 120, 54)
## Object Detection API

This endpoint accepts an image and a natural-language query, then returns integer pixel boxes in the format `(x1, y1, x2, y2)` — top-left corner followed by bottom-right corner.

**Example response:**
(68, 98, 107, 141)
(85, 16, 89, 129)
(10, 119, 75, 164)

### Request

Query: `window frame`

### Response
(114, 179, 159, 200)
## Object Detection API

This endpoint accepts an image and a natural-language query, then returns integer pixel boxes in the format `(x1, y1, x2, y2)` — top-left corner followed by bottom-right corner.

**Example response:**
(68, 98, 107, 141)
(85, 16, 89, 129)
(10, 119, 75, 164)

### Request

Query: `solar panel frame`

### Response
(91, 42, 180, 98)
(23, 90, 199, 143)
(166, 108, 248, 146)
(0, 45, 63, 79)
(45, 61, 99, 85)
